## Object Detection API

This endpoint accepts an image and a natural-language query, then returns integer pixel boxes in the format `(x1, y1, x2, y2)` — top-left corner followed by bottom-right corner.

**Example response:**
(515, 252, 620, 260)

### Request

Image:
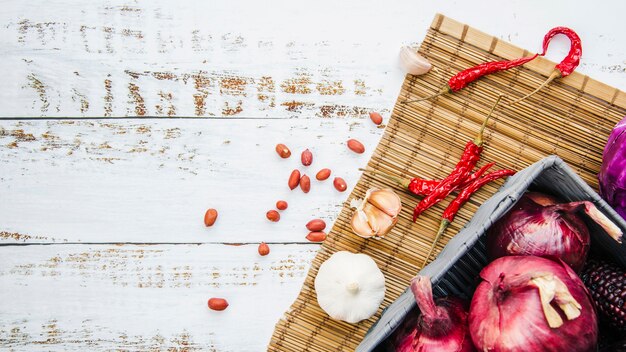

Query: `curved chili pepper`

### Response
(412, 95, 504, 221)
(402, 54, 538, 104)
(510, 27, 582, 104)
(359, 162, 494, 197)
(422, 169, 516, 266)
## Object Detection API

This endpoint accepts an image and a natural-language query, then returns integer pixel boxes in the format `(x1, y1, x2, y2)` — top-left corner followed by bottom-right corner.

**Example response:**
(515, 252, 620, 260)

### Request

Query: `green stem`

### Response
(422, 220, 450, 268)
(474, 94, 505, 147)
(508, 70, 561, 105)
(358, 168, 410, 188)
(402, 86, 451, 104)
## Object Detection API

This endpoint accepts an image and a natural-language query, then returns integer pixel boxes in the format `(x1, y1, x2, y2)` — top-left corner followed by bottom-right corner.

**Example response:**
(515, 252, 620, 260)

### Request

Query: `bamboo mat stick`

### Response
(269, 14, 626, 351)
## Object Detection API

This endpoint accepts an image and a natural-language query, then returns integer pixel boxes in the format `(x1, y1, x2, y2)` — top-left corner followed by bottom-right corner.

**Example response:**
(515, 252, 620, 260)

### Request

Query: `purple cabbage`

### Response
(598, 116, 626, 220)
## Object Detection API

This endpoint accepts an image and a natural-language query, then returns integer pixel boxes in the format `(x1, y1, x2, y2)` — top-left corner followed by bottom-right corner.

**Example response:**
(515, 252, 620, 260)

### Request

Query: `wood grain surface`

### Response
(1, 0, 624, 350)
(0, 118, 382, 243)
(0, 244, 317, 351)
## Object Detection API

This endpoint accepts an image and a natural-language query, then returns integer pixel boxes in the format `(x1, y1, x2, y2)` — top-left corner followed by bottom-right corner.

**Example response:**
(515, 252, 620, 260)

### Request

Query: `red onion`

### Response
(487, 192, 622, 272)
(393, 276, 475, 352)
(469, 256, 597, 352)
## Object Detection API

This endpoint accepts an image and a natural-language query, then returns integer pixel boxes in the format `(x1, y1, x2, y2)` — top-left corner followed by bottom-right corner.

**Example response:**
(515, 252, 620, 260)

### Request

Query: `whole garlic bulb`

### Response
(399, 46, 432, 75)
(350, 188, 402, 238)
(314, 251, 386, 324)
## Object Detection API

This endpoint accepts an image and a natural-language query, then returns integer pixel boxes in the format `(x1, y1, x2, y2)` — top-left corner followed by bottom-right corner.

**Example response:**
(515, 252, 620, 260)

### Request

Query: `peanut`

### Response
(258, 242, 270, 256)
(347, 139, 365, 154)
(276, 200, 288, 210)
(288, 169, 301, 190)
(306, 219, 326, 232)
(266, 210, 280, 222)
(333, 177, 347, 192)
(301, 149, 313, 166)
(208, 298, 229, 311)
(306, 231, 327, 242)
(369, 112, 383, 125)
(275, 143, 291, 158)
(315, 168, 331, 181)
(300, 174, 311, 193)
(204, 208, 218, 227)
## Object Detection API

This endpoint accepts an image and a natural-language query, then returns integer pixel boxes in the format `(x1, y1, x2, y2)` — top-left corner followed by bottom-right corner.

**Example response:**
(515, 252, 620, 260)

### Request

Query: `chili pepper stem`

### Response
(508, 70, 562, 105)
(358, 168, 410, 188)
(474, 94, 505, 147)
(422, 220, 450, 267)
(402, 85, 451, 104)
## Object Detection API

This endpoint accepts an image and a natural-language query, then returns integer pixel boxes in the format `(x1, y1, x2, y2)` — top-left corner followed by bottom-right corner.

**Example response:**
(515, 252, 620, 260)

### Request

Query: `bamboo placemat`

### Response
(269, 14, 626, 351)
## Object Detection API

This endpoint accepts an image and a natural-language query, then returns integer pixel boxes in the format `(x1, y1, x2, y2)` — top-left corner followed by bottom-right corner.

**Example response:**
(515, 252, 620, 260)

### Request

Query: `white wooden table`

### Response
(1, 1, 624, 350)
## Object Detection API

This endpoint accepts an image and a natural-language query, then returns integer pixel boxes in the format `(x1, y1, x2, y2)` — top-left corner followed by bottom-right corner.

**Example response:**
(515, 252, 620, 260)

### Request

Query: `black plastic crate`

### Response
(357, 155, 626, 351)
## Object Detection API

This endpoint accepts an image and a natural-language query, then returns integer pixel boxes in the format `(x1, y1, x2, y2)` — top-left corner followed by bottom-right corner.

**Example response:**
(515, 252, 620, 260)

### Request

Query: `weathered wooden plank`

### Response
(3, 1, 624, 118)
(0, 0, 400, 118)
(0, 118, 384, 243)
(0, 243, 318, 351)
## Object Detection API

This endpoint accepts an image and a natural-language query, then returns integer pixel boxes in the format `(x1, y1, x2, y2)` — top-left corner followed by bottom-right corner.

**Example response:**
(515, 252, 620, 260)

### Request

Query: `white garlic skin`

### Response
(399, 46, 432, 75)
(314, 251, 386, 324)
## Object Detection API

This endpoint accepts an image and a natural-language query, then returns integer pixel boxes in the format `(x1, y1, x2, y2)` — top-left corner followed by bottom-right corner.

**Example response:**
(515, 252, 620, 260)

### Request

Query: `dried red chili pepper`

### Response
(408, 177, 438, 196)
(412, 142, 481, 220)
(358, 162, 494, 197)
(403, 54, 538, 104)
(456, 162, 494, 188)
(412, 95, 504, 221)
(442, 169, 516, 224)
(510, 27, 582, 104)
(422, 169, 516, 266)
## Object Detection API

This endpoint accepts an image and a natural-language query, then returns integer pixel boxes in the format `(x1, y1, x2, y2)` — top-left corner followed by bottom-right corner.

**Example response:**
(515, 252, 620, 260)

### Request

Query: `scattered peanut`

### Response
(208, 298, 229, 311)
(369, 112, 383, 125)
(316, 168, 331, 181)
(306, 219, 326, 232)
(275, 143, 291, 158)
(300, 174, 311, 193)
(333, 177, 347, 192)
(288, 169, 301, 190)
(301, 149, 313, 166)
(266, 210, 280, 222)
(347, 139, 365, 154)
(258, 242, 270, 256)
(306, 231, 327, 242)
(204, 208, 218, 227)
(276, 200, 288, 210)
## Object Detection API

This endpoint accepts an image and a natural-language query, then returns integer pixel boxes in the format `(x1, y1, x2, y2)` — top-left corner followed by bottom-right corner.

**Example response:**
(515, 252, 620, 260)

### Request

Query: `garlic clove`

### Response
(399, 46, 432, 75)
(368, 206, 396, 238)
(351, 208, 376, 238)
(363, 203, 381, 234)
(378, 215, 398, 238)
(351, 203, 382, 238)
(350, 188, 402, 238)
(367, 188, 402, 218)
(351, 203, 396, 239)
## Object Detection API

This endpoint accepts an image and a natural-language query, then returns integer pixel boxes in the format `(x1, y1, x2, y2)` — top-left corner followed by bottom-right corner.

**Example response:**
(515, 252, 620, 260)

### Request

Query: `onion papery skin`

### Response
(487, 192, 590, 272)
(469, 256, 598, 352)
